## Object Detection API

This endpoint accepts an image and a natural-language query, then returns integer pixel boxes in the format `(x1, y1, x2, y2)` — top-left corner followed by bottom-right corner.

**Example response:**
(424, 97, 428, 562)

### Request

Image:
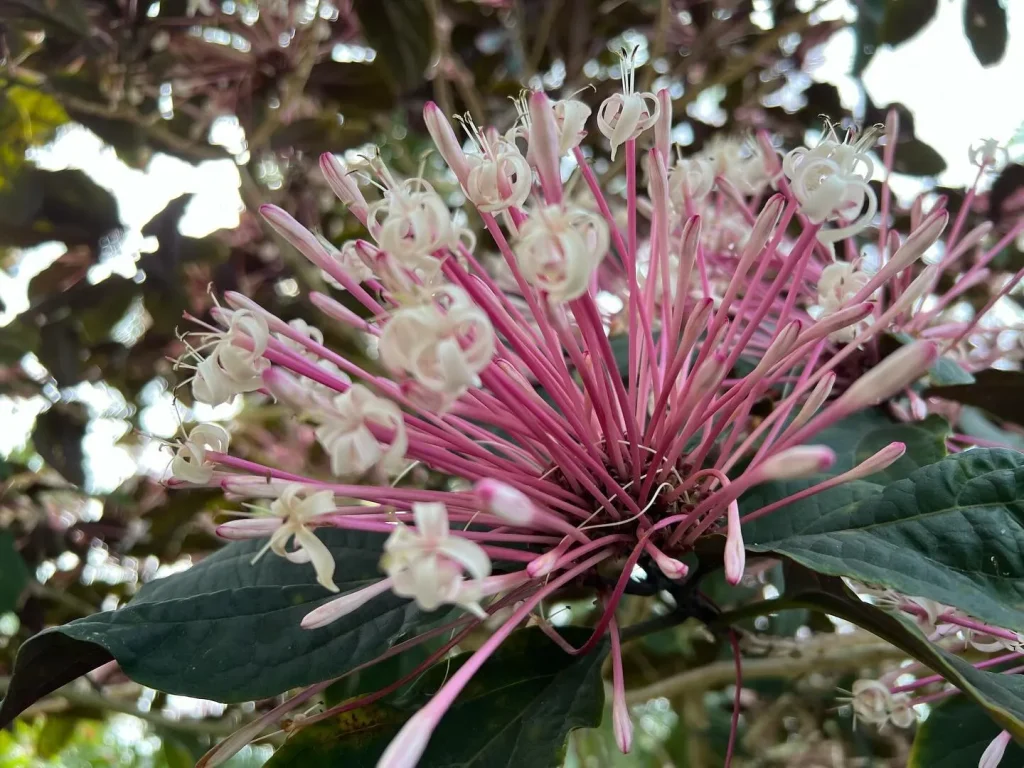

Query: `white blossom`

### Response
(514, 205, 609, 303)
(382, 501, 492, 616)
(313, 384, 407, 477)
(170, 423, 230, 484)
(379, 286, 495, 400)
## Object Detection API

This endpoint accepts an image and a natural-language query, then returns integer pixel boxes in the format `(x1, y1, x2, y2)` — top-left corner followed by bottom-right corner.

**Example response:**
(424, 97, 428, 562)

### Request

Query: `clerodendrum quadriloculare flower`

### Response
(169, 62, 1024, 768)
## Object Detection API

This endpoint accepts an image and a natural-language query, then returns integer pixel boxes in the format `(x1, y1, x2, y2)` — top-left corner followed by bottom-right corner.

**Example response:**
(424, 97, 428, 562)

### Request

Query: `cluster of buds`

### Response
(168, 46, 1022, 768)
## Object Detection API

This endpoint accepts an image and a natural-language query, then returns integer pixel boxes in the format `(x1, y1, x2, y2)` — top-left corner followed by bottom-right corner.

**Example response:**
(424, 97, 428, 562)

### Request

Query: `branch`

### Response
(0, 677, 241, 737)
(624, 637, 903, 704)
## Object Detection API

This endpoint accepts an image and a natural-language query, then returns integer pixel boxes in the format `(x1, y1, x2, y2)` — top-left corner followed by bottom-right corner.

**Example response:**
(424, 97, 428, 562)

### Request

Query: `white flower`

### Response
(553, 98, 592, 155)
(366, 167, 468, 274)
(514, 205, 609, 303)
(379, 286, 495, 400)
(668, 156, 714, 206)
(456, 115, 533, 213)
(222, 484, 339, 593)
(812, 261, 872, 342)
(189, 310, 270, 405)
(313, 384, 407, 477)
(597, 47, 660, 160)
(845, 679, 917, 730)
(382, 502, 492, 616)
(698, 135, 774, 195)
(783, 124, 880, 243)
(848, 679, 891, 725)
(969, 138, 1007, 170)
(170, 423, 230, 484)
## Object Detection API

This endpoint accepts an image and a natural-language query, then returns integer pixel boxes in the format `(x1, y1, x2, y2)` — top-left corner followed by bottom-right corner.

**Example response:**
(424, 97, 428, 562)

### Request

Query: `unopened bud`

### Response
(301, 578, 393, 629)
(789, 372, 836, 431)
(377, 707, 438, 768)
(654, 88, 672, 160)
(528, 90, 563, 203)
(755, 445, 835, 481)
(320, 153, 369, 224)
(844, 442, 906, 482)
(980, 731, 1012, 768)
(835, 341, 938, 410)
(423, 101, 471, 186)
(261, 367, 314, 408)
(475, 479, 536, 526)
(724, 500, 745, 586)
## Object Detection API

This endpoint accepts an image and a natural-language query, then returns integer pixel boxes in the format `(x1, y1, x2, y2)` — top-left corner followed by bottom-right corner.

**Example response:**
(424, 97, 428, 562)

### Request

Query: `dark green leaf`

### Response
(749, 449, 1024, 633)
(0, 632, 114, 730)
(958, 406, 1024, 452)
(928, 369, 1024, 428)
(892, 137, 947, 176)
(852, 0, 885, 75)
(0, 167, 121, 249)
(36, 716, 78, 758)
(910, 697, 1024, 767)
(0, 531, 29, 614)
(964, 0, 1008, 67)
(32, 405, 87, 487)
(267, 627, 608, 768)
(0, 531, 425, 725)
(351, 0, 432, 93)
(879, 0, 938, 46)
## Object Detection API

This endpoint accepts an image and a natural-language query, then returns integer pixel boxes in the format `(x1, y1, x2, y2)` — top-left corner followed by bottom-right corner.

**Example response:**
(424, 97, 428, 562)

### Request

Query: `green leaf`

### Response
(35, 716, 77, 759)
(928, 369, 1024, 428)
(748, 449, 1024, 633)
(852, 0, 885, 75)
(777, 569, 1024, 738)
(910, 697, 1024, 767)
(0, 531, 29, 614)
(892, 137, 947, 176)
(267, 627, 608, 767)
(0, 531, 425, 726)
(879, 0, 938, 47)
(964, 0, 1008, 67)
(32, 405, 87, 487)
(351, 0, 432, 93)
(958, 406, 1024, 452)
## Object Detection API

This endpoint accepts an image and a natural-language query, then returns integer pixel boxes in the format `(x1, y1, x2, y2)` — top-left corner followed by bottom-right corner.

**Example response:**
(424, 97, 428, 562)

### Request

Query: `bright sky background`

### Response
(0, 0, 1022, 493)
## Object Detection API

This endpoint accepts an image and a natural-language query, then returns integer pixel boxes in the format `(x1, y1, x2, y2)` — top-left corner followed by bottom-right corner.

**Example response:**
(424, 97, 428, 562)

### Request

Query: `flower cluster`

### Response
(169, 53, 1021, 768)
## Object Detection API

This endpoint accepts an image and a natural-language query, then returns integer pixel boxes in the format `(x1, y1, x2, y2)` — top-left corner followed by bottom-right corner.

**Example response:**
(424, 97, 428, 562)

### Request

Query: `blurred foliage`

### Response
(0, 0, 1018, 763)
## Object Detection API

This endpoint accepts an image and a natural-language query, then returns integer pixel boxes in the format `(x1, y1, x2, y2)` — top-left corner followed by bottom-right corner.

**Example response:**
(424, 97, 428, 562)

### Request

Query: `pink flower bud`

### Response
(377, 707, 438, 768)
(319, 153, 369, 224)
(301, 578, 394, 629)
(654, 88, 672, 160)
(756, 446, 835, 481)
(612, 689, 633, 754)
(724, 500, 745, 585)
(309, 292, 374, 333)
(835, 341, 938, 411)
(980, 730, 1012, 768)
(645, 542, 688, 580)
(528, 90, 562, 204)
(789, 372, 836, 431)
(260, 367, 313, 408)
(527, 537, 572, 578)
(216, 518, 282, 540)
(844, 442, 906, 482)
(475, 479, 536, 525)
(423, 101, 471, 186)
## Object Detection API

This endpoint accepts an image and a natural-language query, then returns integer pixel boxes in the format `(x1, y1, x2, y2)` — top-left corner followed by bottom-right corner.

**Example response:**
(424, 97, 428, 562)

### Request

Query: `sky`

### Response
(0, 1, 1022, 492)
